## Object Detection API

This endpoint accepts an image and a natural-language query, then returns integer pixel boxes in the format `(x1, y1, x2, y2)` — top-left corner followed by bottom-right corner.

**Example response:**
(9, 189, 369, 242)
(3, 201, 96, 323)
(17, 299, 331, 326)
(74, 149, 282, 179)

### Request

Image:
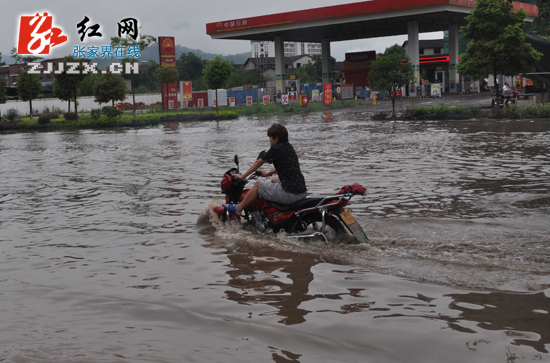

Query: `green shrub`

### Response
(6, 109, 18, 122)
(497, 103, 550, 119)
(149, 105, 163, 114)
(91, 108, 102, 120)
(469, 107, 482, 118)
(37, 114, 51, 125)
(523, 103, 550, 118)
(41, 106, 61, 117)
(101, 106, 123, 119)
(64, 112, 77, 120)
(135, 86, 148, 94)
(504, 104, 521, 119)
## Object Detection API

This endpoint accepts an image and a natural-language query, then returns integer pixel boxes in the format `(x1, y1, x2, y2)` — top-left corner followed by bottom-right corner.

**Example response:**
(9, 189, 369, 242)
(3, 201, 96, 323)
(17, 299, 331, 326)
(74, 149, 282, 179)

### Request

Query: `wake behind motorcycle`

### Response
(491, 90, 520, 108)
(213, 154, 368, 244)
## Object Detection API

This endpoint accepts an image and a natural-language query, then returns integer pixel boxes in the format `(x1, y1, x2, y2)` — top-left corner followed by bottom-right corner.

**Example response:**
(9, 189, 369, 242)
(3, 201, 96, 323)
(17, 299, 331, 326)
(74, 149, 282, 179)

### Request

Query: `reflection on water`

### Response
(225, 247, 317, 325)
(1, 115, 549, 362)
(448, 292, 550, 354)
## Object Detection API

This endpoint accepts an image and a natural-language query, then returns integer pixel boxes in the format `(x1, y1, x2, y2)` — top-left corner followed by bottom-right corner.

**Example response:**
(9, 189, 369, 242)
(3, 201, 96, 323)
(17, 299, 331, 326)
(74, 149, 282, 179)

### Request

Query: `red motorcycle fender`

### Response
(213, 206, 225, 219)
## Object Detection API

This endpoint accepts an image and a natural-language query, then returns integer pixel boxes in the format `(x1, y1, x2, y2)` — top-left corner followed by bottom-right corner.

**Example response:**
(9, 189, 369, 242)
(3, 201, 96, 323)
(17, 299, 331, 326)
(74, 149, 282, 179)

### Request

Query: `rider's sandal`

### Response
(222, 203, 241, 222)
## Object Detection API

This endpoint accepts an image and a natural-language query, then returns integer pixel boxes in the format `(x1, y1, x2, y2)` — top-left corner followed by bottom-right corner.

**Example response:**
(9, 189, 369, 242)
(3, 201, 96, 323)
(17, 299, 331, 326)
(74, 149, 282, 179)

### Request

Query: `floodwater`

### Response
(0, 112, 549, 362)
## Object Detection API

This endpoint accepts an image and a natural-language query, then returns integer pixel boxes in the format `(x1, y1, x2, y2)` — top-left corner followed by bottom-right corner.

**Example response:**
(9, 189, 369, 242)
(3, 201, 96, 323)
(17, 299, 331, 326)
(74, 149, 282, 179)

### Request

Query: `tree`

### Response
(53, 77, 74, 113)
(383, 44, 407, 57)
(368, 45, 415, 117)
(79, 74, 101, 97)
(177, 52, 207, 82)
(203, 56, 232, 112)
(289, 66, 319, 84)
(456, 0, 542, 99)
(137, 59, 160, 92)
(154, 65, 179, 110)
(93, 73, 127, 106)
(0, 77, 8, 105)
(535, 1, 550, 36)
(53, 56, 88, 120)
(225, 67, 265, 89)
(298, 54, 336, 83)
(17, 71, 42, 121)
(11, 47, 42, 64)
(111, 33, 157, 118)
(0, 52, 6, 66)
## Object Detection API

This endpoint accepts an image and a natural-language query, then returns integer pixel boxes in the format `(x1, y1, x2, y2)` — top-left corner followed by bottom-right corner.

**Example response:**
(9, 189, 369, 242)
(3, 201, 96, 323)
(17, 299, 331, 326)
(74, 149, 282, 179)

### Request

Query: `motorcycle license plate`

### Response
(339, 210, 368, 243)
(340, 210, 357, 225)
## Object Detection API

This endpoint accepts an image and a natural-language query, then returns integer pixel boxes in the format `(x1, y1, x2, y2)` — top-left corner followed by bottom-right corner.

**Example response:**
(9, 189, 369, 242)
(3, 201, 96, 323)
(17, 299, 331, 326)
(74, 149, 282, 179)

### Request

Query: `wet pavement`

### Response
(352, 92, 494, 114)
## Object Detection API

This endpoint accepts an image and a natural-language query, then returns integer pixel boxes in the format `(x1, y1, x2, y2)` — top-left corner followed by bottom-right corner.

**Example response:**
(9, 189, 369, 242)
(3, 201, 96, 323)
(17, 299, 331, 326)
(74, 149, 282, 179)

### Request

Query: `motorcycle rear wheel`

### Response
(303, 214, 354, 243)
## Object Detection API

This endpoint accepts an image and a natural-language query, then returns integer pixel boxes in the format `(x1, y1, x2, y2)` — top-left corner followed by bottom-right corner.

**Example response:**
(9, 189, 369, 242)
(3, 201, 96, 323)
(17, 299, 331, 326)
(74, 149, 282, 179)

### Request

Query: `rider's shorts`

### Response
(258, 178, 307, 205)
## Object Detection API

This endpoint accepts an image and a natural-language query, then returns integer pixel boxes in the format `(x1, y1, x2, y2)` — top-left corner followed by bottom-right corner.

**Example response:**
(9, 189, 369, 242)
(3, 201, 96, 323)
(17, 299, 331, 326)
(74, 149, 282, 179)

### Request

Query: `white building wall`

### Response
(0, 93, 162, 116)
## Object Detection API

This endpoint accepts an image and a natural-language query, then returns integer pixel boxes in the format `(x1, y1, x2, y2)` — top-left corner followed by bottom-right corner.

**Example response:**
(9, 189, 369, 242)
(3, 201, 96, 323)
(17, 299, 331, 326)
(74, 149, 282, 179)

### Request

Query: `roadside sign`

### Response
(311, 89, 319, 102)
(198, 99, 204, 108)
(300, 94, 309, 106)
(282, 94, 289, 105)
(228, 97, 236, 107)
(263, 95, 270, 105)
(336, 85, 342, 94)
(182, 81, 192, 100)
(431, 83, 441, 98)
(246, 96, 253, 106)
(323, 83, 332, 106)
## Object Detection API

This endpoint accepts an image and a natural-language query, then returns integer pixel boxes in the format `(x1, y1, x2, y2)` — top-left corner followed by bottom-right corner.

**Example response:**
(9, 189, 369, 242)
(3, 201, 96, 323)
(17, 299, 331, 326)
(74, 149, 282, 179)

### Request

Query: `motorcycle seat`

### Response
(275, 195, 342, 212)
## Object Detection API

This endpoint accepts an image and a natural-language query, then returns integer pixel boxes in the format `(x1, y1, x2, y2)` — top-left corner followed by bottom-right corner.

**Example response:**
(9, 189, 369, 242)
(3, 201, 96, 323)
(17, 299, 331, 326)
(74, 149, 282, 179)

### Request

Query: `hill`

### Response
(0, 45, 251, 68)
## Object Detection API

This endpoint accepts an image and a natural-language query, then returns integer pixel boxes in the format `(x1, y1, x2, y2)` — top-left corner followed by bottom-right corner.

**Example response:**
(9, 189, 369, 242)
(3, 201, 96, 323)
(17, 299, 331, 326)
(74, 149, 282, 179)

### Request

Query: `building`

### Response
(243, 54, 313, 80)
(402, 39, 464, 92)
(6, 58, 70, 87)
(0, 65, 9, 82)
(251, 40, 322, 58)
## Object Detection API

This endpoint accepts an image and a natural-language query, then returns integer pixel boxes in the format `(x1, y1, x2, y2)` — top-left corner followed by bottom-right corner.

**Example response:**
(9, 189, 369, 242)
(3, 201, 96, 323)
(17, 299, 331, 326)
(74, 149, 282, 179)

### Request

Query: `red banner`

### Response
(323, 83, 332, 106)
(182, 81, 192, 100)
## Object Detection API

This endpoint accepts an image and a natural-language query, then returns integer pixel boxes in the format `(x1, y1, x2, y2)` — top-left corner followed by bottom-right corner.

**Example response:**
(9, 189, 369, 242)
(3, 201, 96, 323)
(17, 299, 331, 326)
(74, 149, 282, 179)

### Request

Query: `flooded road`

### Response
(0, 112, 549, 362)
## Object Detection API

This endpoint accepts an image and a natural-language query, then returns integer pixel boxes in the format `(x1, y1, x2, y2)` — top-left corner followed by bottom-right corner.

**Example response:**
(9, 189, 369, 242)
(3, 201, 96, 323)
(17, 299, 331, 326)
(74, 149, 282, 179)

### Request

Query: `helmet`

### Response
(221, 174, 232, 192)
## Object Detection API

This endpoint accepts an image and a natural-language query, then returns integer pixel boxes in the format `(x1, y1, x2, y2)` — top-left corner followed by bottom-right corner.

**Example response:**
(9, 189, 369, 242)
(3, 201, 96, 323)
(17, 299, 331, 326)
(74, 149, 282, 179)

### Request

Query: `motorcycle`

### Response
(213, 154, 369, 244)
(491, 90, 519, 108)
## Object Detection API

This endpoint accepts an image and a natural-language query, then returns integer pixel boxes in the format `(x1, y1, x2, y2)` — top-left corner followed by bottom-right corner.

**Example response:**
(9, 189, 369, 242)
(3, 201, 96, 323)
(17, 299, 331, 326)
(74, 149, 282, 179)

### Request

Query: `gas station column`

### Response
(407, 21, 420, 97)
(321, 38, 331, 84)
(448, 24, 459, 93)
(274, 36, 285, 97)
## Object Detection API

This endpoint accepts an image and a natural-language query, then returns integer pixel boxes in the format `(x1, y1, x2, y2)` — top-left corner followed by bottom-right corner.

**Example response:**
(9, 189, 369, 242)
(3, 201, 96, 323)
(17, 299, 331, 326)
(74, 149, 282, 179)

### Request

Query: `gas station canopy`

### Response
(206, 0, 538, 43)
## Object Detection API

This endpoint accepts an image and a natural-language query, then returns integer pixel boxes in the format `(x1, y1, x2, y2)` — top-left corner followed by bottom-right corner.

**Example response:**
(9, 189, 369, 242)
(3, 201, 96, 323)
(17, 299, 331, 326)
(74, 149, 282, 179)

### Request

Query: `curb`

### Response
(381, 96, 429, 101)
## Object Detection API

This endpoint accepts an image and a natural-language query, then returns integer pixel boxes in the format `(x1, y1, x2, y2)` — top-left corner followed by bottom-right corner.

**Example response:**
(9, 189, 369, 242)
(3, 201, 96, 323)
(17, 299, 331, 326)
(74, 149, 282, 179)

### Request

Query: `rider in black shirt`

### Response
(223, 123, 307, 219)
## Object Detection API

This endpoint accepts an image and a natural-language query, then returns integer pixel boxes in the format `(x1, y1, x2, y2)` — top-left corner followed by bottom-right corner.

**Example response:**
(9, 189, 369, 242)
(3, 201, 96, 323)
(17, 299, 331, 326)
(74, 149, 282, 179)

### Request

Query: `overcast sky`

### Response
(1, 0, 442, 62)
